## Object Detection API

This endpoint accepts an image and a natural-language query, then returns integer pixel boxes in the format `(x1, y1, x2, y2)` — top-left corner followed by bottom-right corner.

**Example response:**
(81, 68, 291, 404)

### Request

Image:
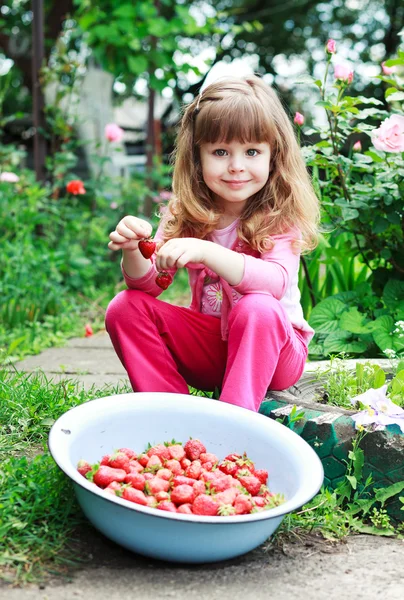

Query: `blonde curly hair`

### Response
(163, 75, 319, 253)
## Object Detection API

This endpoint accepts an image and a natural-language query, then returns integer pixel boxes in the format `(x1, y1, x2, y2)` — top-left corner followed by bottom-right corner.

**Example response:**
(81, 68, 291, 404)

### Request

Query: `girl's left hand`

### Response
(156, 238, 210, 271)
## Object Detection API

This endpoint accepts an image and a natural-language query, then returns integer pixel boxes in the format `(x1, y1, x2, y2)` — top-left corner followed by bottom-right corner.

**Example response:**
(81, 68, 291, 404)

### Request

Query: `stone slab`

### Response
(14, 348, 126, 375)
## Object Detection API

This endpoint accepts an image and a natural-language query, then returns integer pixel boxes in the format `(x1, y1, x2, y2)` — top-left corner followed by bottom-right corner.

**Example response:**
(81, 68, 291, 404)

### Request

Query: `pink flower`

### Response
(351, 386, 404, 433)
(0, 171, 19, 183)
(159, 190, 173, 201)
(353, 141, 362, 152)
(326, 39, 336, 54)
(110, 202, 118, 209)
(334, 64, 354, 84)
(206, 283, 223, 312)
(293, 112, 305, 126)
(85, 324, 94, 338)
(381, 62, 396, 75)
(371, 114, 404, 153)
(104, 123, 124, 143)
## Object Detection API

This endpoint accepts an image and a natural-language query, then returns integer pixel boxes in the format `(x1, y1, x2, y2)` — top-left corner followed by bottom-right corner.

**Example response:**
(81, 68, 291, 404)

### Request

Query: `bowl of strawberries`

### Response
(48, 392, 323, 563)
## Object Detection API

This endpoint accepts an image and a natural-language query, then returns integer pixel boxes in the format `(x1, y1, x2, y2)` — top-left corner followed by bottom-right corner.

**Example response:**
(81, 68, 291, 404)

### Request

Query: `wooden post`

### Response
(32, 0, 46, 181)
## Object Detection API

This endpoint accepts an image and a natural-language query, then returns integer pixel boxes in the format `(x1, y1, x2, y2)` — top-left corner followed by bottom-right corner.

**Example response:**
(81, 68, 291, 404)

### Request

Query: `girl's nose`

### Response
(228, 157, 245, 172)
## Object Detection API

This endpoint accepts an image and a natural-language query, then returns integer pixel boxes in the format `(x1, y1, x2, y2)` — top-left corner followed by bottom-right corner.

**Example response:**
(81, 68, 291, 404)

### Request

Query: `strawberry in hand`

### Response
(155, 271, 173, 290)
(138, 239, 156, 259)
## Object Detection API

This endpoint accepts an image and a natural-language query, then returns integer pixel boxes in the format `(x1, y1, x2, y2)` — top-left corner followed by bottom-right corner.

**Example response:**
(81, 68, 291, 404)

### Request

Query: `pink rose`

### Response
(293, 112, 305, 126)
(159, 190, 173, 201)
(334, 64, 354, 84)
(104, 123, 124, 143)
(110, 202, 118, 209)
(326, 39, 336, 54)
(371, 114, 404, 153)
(381, 62, 396, 75)
(353, 141, 362, 152)
(0, 171, 19, 182)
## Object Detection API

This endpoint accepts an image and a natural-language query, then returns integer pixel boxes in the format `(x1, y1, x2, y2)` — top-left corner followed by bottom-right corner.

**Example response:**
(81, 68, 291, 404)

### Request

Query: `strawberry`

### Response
(173, 475, 196, 487)
(252, 496, 266, 508)
(128, 460, 144, 474)
(254, 469, 269, 485)
(224, 453, 242, 462)
(237, 475, 262, 496)
(200, 452, 219, 465)
(118, 447, 137, 459)
(100, 455, 111, 465)
(124, 472, 146, 490)
(146, 477, 170, 495)
(157, 500, 177, 512)
(146, 495, 158, 508)
(202, 461, 214, 472)
(184, 439, 206, 460)
(156, 468, 172, 481)
(106, 481, 122, 491)
(146, 455, 162, 469)
(218, 460, 238, 477)
(137, 453, 149, 467)
(165, 459, 182, 475)
(92, 465, 127, 488)
(155, 271, 173, 290)
(108, 451, 131, 472)
(215, 487, 238, 506)
(143, 472, 154, 481)
(180, 458, 191, 470)
(147, 444, 171, 461)
(155, 491, 170, 503)
(138, 239, 156, 259)
(122, 487, 148, 506)
(193, 480, 206, 495)
(234, 495, 253, 515)
(185, 460, 202, 480)
(177, 503, 193, 514)
(171, 484, 195, 505)
(168, 444, 186, 461)
(192, 494, 218, 516)
(77, 460, 92, 477)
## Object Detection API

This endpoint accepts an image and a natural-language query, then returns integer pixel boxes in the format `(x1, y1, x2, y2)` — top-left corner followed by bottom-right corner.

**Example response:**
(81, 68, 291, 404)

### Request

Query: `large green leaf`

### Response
(339, 308, 373, 334)
(383, 280, 404, 312)
(323, 331, 368, 355)
(372, 315, 404, 354)
(309, 298, 347, 333)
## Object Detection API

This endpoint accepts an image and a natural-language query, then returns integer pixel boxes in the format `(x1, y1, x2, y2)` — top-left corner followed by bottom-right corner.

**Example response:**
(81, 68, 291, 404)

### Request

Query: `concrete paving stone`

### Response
(66, 332, 114, 349)
(14, 348, 126, 375)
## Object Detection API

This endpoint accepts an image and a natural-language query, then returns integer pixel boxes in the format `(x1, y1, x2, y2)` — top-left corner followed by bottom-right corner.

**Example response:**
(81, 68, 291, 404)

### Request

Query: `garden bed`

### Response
(259, 360, 404, 522)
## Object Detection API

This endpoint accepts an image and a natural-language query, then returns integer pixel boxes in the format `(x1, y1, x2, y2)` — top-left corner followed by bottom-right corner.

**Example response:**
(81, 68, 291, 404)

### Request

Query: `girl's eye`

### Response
(246, 149, 260, 157)
(214, 149, 228, 157)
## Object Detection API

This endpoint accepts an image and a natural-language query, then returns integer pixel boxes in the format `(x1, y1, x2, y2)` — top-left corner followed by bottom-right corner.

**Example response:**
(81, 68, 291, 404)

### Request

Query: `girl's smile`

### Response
(200, 141, 271, 214)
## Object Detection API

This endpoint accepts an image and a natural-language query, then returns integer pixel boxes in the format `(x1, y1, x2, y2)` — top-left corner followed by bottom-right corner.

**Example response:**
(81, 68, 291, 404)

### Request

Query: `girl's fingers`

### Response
(175, 250, 193, 269)
(116, 222, 139, 239)
(109, 231, 129, 243)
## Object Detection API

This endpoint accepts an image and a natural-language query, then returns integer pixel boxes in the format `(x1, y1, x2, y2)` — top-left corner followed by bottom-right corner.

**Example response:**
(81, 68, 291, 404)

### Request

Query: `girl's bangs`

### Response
(195, 96, 273, 145)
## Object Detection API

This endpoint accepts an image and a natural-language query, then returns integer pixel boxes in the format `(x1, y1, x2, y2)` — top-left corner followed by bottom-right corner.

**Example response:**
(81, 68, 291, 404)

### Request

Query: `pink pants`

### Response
(105, 290, 308, 412)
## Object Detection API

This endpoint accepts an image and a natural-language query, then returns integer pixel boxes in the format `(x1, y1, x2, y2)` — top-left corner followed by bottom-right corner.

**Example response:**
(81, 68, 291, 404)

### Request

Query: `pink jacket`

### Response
(122, 221, 314, 344)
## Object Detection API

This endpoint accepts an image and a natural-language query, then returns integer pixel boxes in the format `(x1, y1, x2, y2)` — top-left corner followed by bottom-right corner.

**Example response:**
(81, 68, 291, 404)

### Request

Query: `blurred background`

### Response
(0, 0, 403, 363)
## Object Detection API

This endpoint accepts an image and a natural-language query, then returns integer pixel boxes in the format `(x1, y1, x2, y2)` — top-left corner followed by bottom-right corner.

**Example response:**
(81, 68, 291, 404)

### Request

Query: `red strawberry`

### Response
(200, 452, 219, 465)
(100, 455, 111, 465)
(171, 484, 195, 505)
(218, 460, 238, 477)
(146, 455, 162, 469)
(137, 453, 149, 467)
(217, 504, 236, 516)
(155, 491, 171, 502)
(168, 444, 186, 461)
(215, 487, 238, 506)
(147, 444, 171, 461)
(224, 453, 242, 462)
(143, 472, 154, 481)
(202, 461, 214, 472)
(146, 477, 170, 495)
(155, 271, 173, 290)
(157, 500, 177, 512)
(173, 475, 196, 487)
(180, 458, 191, 470)
(237, 475, 262, 496)
(252, 496, 266, 508)
(124, 472, 146, 490)
(77, 460, 92, 477)
(156, 468, 172, 481)
(177, 503, 193, 514)
(165, 459, 182, 475)
(146, 495, 158, 508)
(92, 466, 127, 488)
(128, 460, 144, 474)
(138, 239, 156, 259)
(193, 480, 206, 495)
(122, 487, 148, 506)
(234, 495, 253, 515)
(118, 447, 137, 459)
(192, 494, 218, 516)
(106, 481, 122, 491)
(108, 451, 131, 472)
(185, 460, 202, 480)
(254, 469, 268, 485)
(184, 439, 206, 461)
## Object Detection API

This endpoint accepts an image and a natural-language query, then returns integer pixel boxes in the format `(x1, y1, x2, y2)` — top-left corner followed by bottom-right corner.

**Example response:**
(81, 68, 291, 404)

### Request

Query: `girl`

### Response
(106, 75, 319, 412)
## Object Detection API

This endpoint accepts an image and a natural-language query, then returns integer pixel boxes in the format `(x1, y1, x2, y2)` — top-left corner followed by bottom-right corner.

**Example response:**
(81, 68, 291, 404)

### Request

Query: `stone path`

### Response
(4, 332, 404, 599)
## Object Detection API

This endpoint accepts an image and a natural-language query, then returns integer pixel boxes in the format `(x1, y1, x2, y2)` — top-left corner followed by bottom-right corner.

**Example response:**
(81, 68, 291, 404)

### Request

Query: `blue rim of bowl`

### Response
(48, 394, 325, 525)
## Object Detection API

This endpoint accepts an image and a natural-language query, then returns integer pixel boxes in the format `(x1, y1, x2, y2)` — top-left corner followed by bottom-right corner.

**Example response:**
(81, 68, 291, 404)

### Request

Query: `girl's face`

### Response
(200, 140, 271, 214)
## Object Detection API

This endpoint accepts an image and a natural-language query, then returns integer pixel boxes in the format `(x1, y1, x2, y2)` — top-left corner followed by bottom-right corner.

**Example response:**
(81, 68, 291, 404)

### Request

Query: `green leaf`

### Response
(383, 280, 404, 311)
(127, 55, 148, 75)
(341, 207, 359, 220)
(386, 91, 404, 102)
(309, 298, 347, 333)
(346, 475, 357, 490)
(375, 481, 404, 505)
(323, 331, 368, 355)
(339, 308, 373, 334)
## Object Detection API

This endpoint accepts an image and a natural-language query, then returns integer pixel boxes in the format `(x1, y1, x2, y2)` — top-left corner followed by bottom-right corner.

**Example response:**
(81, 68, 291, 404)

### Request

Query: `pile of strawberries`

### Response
(77, 438, 285, 516)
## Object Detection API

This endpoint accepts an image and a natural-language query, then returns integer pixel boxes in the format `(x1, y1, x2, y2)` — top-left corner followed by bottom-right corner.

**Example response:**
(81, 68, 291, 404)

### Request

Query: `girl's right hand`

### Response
(108, 216, 153, 252)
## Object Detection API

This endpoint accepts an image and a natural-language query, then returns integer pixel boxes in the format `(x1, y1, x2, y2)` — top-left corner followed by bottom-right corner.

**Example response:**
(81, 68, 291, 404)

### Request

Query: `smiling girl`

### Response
(106, 75, 320, 412)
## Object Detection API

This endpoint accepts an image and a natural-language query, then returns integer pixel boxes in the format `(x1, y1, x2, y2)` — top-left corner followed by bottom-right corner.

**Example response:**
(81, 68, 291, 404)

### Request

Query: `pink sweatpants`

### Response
(105, 290, 308, 412)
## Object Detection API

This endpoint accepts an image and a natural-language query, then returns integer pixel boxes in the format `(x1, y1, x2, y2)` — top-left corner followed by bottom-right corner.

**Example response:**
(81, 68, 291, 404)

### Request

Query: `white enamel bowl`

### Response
(48, 392, 323, 563)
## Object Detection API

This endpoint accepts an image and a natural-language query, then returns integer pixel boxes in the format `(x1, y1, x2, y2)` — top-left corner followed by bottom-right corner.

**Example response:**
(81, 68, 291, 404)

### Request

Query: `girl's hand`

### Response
(156, 238, 210, 271)
(108, 216, 153, 252)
